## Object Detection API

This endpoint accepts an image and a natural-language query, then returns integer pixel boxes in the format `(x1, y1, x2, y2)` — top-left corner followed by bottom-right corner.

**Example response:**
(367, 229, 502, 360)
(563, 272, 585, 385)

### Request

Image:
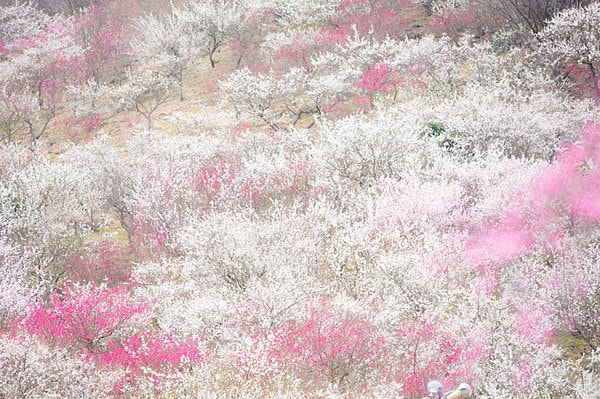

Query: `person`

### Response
(423, 380, 472, 399)
(445, 382, 472, 399)
(423, 380, 444, 399)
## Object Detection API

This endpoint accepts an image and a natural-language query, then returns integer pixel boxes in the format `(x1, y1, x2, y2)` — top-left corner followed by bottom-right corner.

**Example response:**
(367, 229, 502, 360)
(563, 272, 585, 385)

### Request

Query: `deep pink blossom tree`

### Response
(395, 317, 481, 398)
(71, 1, 133, 83)
(24, 284, 148, 352)
(356, 62, 401, 101)
(270, 301, 388, 389)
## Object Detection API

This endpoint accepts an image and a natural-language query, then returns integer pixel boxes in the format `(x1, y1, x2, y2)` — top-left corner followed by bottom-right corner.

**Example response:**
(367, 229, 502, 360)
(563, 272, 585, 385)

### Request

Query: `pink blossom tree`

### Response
(20, 281, 206, 394)
(71, 1, 133, 83)
(24, 283, 148, 352)
(269, 300, 388, 391)
(356, 62, 401, 101)
(331, 0, 417, 40)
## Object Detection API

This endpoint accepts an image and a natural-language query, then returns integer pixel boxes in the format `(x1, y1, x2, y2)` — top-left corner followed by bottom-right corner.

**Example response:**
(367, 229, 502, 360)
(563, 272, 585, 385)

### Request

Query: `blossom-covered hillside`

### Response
(1, 0, 600, 397)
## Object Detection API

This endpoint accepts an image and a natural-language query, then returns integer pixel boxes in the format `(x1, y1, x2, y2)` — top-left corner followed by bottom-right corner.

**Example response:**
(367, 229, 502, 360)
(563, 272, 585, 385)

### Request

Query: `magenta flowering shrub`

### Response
(24, 284, 148, 351)
(21, 282, 205, 394)
(356, 62, 401, 98)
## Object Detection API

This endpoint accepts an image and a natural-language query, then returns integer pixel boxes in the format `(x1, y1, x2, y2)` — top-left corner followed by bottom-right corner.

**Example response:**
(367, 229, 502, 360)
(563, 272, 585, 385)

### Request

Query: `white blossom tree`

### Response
(539, 2, 600, 99)
(0, 333, 115, 398)
(0, 2, 50, 43)
(131, 11, 202, 101)
(113, 68, 176, 129)
(179, 0, 246, 69)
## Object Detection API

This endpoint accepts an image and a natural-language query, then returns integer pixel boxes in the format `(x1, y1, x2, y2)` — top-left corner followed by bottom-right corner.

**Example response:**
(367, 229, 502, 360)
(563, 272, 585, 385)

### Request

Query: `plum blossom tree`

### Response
(19, 281, 206, 395)
(0, 2, 50, 43)
(64, 78, 112, 132)
(356, 62, 401, 100)
(421, 83, 595, 160)
(70, 1, 133, 83)
(551, 249, 600, 352)
(311, 100, 441, 190)
(179, 0, 246, 69)
(227, 10, 266, 68)
(113, 68, 176, 129)
(270, 299, 388, 391)
(0, 2, 133, 143)
(0, 237, 47, 327)
(0, 84, 36, 144)
(0, 11, 84, 145)
(331, 0, 417, 39)
(267, 0, 340, 27)
(538, 2, 600, 99)
(426, 0, 477, 40)
(131, 11, 201, 101)
(24, 283, 148, 352)
(0, 148, 100, 290)
(66, 240, 131, 285)
(220, 68, 284, 130)
(0, 332, 114, 398)
(132, 0, 250, 96)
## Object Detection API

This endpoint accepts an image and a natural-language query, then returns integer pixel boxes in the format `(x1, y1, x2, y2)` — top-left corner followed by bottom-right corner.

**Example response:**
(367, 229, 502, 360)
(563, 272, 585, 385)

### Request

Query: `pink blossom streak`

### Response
(468, 122, 600, 264)
(514, 303, 555, 344)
